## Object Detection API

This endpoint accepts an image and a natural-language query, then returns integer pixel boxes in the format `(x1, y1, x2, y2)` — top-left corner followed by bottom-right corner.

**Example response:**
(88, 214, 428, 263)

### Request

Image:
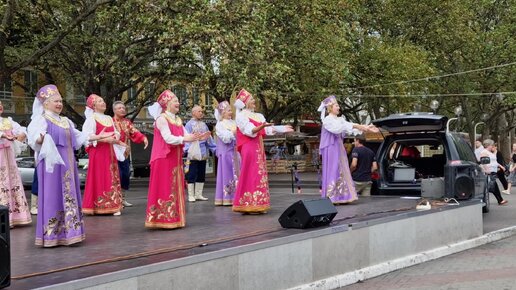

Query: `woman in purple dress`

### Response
(28, 85, 111, 247)
(214, 101, 239, 206)
(317, 95, 378, 204)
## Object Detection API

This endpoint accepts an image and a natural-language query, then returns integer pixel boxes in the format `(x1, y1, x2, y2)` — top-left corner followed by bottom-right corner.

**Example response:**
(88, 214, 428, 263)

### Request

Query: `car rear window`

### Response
(451, 134, 477, 162)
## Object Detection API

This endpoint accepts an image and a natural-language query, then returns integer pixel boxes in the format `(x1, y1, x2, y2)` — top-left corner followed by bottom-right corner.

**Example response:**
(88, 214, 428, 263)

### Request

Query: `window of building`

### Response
(24, 70, 38, 98)
(128, 86, 138, 99)
(172, 84, 188, 109)
(0, 77, 12, 99)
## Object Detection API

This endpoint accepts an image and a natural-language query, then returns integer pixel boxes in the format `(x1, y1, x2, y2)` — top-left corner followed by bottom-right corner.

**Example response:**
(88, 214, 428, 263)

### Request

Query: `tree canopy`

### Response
(1, 0, 514, 145)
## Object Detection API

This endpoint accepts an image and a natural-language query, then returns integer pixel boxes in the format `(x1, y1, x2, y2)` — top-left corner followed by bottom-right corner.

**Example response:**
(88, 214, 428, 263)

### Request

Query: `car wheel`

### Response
(483, 188, 490, 213)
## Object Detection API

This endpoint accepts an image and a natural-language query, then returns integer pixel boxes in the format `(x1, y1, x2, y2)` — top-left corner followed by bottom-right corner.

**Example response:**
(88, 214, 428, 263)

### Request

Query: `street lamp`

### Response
(474, 122, 484, 140)
(454, 106, 462, 131)
(430, 100, 439, 114)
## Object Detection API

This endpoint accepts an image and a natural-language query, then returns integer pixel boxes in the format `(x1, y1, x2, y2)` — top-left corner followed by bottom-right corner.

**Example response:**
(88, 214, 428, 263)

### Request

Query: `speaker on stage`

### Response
(0, 205, 10, 289)
(278, 198, 337, 229)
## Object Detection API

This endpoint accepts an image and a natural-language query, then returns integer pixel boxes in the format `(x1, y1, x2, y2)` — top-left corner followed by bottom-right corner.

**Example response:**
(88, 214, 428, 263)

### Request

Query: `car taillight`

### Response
(449, 160, 462, 165)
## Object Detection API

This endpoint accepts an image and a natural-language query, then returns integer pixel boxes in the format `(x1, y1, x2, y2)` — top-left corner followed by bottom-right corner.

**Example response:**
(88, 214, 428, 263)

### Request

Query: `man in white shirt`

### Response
(480, 139, 507, 205)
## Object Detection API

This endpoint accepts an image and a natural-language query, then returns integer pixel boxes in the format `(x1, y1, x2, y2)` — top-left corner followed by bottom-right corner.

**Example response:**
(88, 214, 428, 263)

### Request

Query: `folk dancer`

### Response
(145, 90, 208, 229)
(28, 85, 93, 246)
(184, 105, 216, 202)
(233, 89, 293, 213)
(214, 101, 240, 206)
(318, 95, 378, 204)
(0, 101, 31, 227)
(112, 101, 148, 206)
(82, 94, 125, 215)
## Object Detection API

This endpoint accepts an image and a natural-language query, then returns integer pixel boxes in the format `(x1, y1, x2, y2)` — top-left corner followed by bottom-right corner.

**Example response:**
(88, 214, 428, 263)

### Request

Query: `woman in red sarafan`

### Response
(145, 90, 206, 229)
(82, 94, 124, 215)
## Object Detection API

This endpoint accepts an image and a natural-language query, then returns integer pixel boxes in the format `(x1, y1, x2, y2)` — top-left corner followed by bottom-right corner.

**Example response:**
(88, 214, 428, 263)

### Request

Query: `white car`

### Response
(16, 157, 86, 188)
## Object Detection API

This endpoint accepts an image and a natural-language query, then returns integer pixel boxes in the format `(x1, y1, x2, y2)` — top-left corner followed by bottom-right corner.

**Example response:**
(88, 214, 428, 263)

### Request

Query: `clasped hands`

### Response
(2, 132, 23, 141)
(184, 131, 211, 142)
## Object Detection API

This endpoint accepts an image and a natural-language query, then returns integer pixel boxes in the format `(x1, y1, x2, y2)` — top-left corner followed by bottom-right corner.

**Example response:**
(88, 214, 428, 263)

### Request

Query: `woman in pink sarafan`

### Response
(233, 89, 293, 214)
(318, 95, 378, 204)
(145, 90, 206, 229)
(0, 100, 31, 227)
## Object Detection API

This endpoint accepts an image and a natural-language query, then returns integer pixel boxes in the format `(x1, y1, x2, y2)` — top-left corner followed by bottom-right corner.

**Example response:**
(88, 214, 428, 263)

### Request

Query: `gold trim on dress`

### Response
(44, 114, 70, 129)
(94, 114, 114, 127)
(162, 113, 183, 126)
(0, 118, 13, 131)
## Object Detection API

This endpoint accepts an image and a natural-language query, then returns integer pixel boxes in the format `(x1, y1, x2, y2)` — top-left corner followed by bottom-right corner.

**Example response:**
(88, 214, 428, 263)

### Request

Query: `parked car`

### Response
(372, 112, 489, 212)
(131, 130, 153, 177)
(16, 157, 87, 188)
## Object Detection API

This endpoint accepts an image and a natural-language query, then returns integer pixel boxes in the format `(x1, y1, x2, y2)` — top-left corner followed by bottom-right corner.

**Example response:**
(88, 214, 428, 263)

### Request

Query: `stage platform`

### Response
(8, 179, 483, 290)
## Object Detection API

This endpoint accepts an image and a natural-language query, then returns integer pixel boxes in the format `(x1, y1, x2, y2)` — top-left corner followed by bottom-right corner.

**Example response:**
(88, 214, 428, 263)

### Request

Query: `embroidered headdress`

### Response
(84, 94, 101, 118)
(214, 100, 231, 121)
(148, 90, 177, 120)
(234, 89, 252, 110)
(31, 84, 62, 120)
(317, 95, 338, 120)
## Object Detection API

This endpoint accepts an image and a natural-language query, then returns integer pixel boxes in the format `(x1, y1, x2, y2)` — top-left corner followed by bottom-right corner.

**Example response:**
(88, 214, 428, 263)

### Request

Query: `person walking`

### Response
(350, 135, 377, 197)
(504, 143, 516, 195)
(494, 143, 509, 193)
(480, 139, 508, 205)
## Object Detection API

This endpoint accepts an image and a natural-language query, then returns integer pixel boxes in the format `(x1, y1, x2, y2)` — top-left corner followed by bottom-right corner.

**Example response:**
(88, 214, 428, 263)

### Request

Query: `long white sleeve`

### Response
(236, 111, 258, 137)
(27, 115, 47, 152)
(323, 115, 355, 134)
(215, 121, 235, 144)
(68, 119, 87, 149)
(82, 116, 97, 147)
(156, 116, 184, 145)
(9, 117, 27, 136)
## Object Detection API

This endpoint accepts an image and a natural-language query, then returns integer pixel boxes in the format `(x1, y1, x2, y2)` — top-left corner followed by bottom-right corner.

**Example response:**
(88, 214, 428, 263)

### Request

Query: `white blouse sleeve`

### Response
(9, 117, 27, 136)
(82, 117, 97, 147)
(27, 115, 47, 152)
(156, 116, 184, 145)
(215, 122, 235, 144)
(67, 118, 87, 149)
(323, 116, 355, 135)
(236, 113, 257, 137)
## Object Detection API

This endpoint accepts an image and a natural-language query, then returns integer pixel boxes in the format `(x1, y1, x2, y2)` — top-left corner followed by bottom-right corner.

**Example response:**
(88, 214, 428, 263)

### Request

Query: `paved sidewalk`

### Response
(341, 234, 516, 290)
(338, 186, 516, 290)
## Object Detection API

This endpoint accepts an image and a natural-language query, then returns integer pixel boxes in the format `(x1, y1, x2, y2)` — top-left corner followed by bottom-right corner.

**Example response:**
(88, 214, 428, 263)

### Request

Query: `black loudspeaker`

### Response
(0, 205, 10, 289)
(445, 164, 474, 200)
(278, 198, 337, 229)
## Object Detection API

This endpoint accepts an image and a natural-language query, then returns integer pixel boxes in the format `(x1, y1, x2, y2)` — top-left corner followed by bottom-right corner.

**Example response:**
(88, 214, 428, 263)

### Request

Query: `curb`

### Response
(289, 226, 516, 290)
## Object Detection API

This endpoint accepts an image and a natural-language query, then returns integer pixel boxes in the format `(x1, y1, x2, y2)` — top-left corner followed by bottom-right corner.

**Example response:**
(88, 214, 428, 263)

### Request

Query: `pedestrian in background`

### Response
(350, 135, 377, 197)
(504, 143, 516, 195)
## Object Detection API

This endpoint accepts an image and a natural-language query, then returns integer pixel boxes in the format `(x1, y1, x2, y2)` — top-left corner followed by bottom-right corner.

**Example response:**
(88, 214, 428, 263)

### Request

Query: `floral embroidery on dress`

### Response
(146, 167, 180, 222)
(43, 170, 82, 236)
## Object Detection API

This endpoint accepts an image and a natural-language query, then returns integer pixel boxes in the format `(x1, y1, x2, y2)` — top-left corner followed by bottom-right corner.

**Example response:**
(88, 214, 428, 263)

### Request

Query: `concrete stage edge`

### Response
(37, 202, 482, 290)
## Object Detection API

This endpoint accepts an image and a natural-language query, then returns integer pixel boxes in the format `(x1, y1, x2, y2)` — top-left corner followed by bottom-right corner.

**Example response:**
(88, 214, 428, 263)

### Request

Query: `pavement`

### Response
(339, 185, 516, 290)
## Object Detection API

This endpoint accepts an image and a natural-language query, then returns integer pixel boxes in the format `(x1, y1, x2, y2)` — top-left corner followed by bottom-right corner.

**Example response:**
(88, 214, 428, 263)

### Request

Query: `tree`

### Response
(0, 0, 114, 89)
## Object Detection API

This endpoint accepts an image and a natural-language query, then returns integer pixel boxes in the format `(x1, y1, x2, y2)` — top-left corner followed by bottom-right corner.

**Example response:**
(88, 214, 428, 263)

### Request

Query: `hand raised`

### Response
(283, 125, 294, 133)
